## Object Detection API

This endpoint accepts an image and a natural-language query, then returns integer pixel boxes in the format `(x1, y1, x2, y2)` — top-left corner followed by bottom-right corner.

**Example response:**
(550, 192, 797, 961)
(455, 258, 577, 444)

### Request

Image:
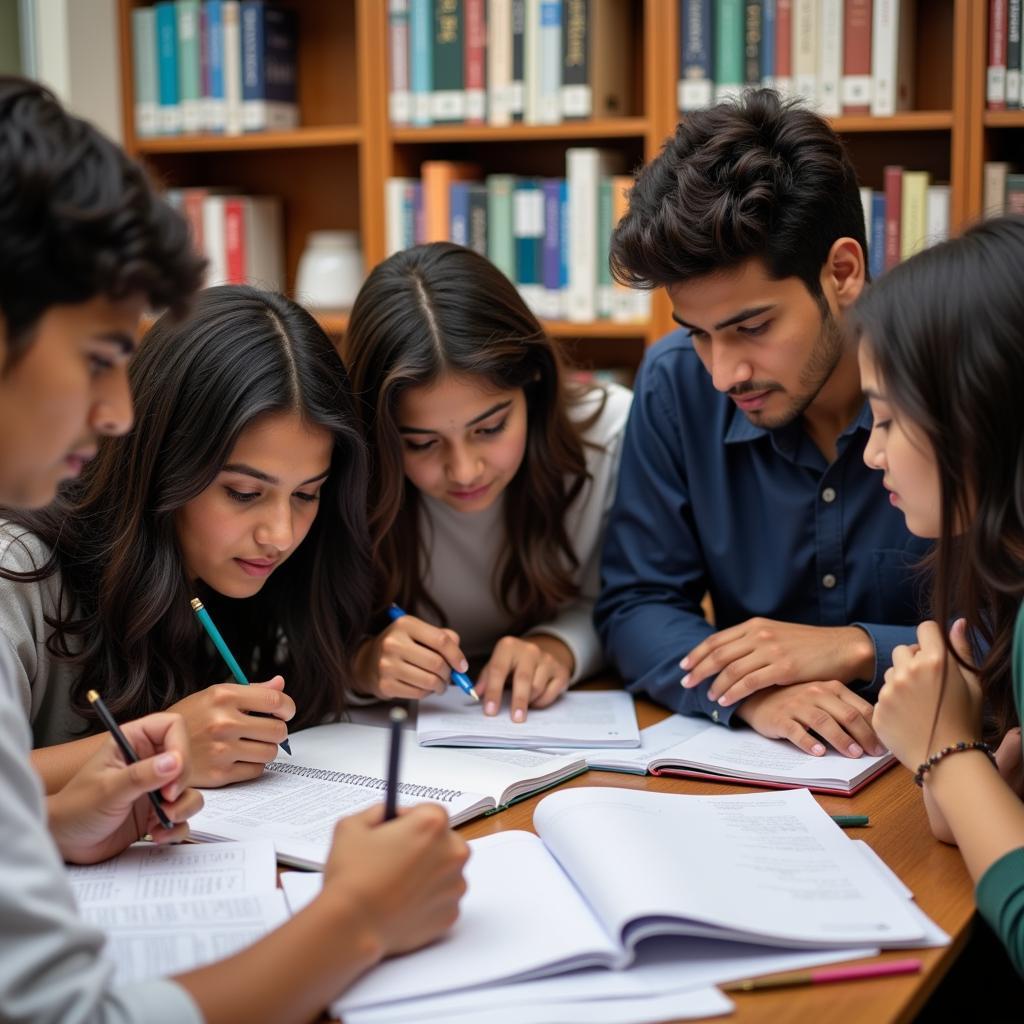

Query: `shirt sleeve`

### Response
(976, 846, 1024, 977)
(848, 621, 920, 699)
(594, 356, 736, 725)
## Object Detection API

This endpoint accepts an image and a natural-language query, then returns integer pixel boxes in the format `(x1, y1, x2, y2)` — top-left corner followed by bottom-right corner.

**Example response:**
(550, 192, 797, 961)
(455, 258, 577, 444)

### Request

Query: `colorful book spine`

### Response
(761, 0, 777, 88)
(899, 169, 929, 261)
(883, 163, 902, 271)
(817, 0, 842, 116)
(131, 7, 159, 138)
(488, 0, 513, 124)
(205, 1, 228, 132)
(241, 1, 299, 131)
(464, 0, 487, 122)
(487, 173, 517, 280)
(156, 1, 183, 134)
(715, 0, 745, 102)
(990, 0, 1008, 110)
(841, 0, 873, 115)
(869, 190, 886, 280)
(224, 197, 247, 284)
(432, 0, 466, 122)
(222, 0, 243, 134)
(561, 0, 588, 118)
(774, 0, 794, 96)
(536, 0, 562, 124)
(200, 2, 211, 126)
(450, 180, 472, 245)
(385, 177, 416, 255)
(514, 178, 545, 312)
(792, 0, 817, 106)
(542, 178, 564, 319)
(467, 183, 489, 257)
(1008, 0, 1022, 108)
(558, 179, 571, 318)
(744, 1, 764, 89)
(411, 0, 434, 126)
(1005, 173, 1024, 214)
(389, 0, 412, 125)
(596, 176, 613, 319)
(176, 1, 203, 132)
(511, 0, 527, 121)
(422, 160, 480, 242)
(679, 0, 714, 111)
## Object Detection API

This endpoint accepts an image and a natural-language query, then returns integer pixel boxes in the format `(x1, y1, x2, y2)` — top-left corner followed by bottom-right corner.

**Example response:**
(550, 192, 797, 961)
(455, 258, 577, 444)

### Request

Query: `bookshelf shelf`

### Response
(983, 111, 1024, 128)
(830, 112, 955, 134)
(543, 320, 650, 340)
(390, 117, 651, 145)
(135, 126, 364, 154)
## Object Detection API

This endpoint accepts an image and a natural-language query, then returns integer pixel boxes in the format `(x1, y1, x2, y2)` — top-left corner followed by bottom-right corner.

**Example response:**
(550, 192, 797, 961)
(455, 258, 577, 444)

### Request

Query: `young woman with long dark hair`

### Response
(343, 242, 632, 721)
(856, 215, 1024, 974)
(0, 284, 375, 790)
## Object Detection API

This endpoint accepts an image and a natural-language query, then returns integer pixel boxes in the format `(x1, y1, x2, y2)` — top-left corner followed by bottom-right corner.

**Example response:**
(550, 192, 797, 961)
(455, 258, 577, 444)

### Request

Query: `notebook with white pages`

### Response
(546, 713, 895, 795)
(279, 786, 942, 1015)
(416, 687, 641, 748)
(188, 721, 587, 868)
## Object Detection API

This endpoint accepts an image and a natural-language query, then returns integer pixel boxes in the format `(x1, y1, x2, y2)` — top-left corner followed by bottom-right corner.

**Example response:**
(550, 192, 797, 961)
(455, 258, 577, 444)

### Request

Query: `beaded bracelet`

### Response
(914, 740, 997, 787)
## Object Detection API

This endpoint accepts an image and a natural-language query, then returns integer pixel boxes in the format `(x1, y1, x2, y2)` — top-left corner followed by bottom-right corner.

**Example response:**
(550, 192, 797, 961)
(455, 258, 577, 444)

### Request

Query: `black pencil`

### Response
(87, 690, 174, 831)
(384, 706, 407, 821)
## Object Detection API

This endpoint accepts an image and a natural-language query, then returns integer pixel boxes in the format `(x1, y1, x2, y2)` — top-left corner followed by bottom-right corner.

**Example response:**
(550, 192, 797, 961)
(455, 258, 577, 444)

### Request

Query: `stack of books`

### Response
(388, 0, 634, 127)
(677, 0, 916, 118)
(987, 0, 1024, 110)
(385, 150, 651, 324)
(131, 0, 298, 138)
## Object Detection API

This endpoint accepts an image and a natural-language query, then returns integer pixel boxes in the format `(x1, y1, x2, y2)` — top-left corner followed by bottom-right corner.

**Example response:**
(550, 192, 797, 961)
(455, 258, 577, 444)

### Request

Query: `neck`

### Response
(801, 346, 864, 463)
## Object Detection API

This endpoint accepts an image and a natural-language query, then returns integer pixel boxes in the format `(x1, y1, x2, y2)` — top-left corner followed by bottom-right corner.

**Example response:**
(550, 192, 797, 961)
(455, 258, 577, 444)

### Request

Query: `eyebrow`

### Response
(672, 304, 776, 333)
(220, 463, 331, 487)
(398, 400, 512, 435)
(861, 388, 886, 401)
(93, 331, 137, 356)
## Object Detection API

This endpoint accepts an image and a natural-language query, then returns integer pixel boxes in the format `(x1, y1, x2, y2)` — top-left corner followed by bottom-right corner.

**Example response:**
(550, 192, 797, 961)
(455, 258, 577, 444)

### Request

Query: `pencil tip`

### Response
(470, 690, 481, 702)
(189, 597, 203, 611)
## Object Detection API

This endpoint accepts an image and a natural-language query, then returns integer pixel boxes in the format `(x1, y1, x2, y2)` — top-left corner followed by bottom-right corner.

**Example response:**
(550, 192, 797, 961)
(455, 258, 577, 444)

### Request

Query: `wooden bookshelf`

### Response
(117, 0, 991, 367)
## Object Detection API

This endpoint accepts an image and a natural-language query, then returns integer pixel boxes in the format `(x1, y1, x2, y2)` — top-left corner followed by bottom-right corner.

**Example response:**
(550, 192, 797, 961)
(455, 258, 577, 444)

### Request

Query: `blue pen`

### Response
(387, 604, 480, 702)
(190, 597, 293, 754)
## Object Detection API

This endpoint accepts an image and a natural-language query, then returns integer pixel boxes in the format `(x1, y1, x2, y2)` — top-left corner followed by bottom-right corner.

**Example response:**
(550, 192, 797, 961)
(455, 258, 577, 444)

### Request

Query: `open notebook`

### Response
(189, 721, 586, 867)
(549, 713, 895, 795)
(282, 786, 941, 1014)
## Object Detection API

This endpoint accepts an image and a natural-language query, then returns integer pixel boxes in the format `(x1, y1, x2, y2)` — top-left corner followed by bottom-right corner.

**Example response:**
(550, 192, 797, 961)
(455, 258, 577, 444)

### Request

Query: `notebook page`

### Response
(545, 714, 714, 770)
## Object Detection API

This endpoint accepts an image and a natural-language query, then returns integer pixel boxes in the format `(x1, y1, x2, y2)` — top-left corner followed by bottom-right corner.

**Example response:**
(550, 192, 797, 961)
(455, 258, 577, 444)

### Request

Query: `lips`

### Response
(731, 390, 772, 411)
(63, 450, 97, 477)
(235, 558, 279, 578)
(448, 482, 491, 501)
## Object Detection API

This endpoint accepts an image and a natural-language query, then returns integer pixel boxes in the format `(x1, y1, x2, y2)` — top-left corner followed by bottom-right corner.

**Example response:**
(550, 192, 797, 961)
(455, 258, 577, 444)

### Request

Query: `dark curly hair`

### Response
(0, 76, 204, 360)
(610, 88, 868, 303)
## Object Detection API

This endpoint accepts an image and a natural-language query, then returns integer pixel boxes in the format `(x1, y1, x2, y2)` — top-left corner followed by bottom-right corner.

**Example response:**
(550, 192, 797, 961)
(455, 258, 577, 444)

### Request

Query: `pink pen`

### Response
(723, 958, 923, 992)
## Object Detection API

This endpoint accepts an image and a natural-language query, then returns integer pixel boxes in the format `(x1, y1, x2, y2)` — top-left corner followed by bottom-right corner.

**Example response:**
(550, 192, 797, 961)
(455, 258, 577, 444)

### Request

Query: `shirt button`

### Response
(711, 708, 720, 723)
(822, 487, 837, 503)
(822, 573, 837, 589)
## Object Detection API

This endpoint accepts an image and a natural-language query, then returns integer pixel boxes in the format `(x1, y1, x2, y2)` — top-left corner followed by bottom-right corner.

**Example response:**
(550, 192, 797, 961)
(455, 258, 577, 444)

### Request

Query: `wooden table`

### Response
(447, 692, 977, 1024)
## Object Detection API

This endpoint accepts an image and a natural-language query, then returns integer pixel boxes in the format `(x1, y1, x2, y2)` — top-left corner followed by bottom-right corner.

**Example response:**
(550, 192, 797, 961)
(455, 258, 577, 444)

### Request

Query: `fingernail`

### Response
(156, 753, 177, 774)
(679, 677, 688, 688)
(513, 709, 524, 723)
(485, 701, 497, 716)
(681, 674, 692, 687)
(848, 743, 863, 757)
(874, 745, 886, 756)
(459, 659, 469, 672)
(812, 743, 826, 756)
(718, 696, 731, 707)
(681, 656, 690, 669)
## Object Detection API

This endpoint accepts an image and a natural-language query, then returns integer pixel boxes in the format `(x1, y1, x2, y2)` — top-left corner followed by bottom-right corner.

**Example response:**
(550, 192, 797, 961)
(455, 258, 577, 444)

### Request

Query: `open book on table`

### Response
(280, 786, 939, 1014)
(188, 721, 586, 867)
(548, 712, 895, 795)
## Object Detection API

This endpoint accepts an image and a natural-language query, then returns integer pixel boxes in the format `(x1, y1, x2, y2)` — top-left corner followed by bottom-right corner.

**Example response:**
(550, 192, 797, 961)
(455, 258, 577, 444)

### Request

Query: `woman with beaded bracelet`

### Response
(855, 215, 1024, 975)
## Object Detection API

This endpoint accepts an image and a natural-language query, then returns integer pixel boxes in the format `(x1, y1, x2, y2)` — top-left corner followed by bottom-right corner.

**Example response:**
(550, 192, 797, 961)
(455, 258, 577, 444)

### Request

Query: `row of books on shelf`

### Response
(859, 170, 950, 281)
(987, 0, 1024, 110)
(678, 0, 915, 117)
(164, 188, 285, 290)
(131, 1, 298, 138)
(388, 0, 633, 127)
(385, 152, 652, 324)
(983, 161, 1024, 216)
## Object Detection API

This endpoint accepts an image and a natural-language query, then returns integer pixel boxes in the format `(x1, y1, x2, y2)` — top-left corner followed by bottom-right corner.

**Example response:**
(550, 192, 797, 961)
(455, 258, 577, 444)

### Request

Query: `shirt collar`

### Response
(723, 398, 873, 445)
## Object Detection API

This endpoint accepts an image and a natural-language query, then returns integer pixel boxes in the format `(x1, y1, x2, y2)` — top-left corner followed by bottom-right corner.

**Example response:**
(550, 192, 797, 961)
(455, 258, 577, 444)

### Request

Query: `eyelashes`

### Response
(224, 487, 320, 504)
(402, 418, 509, 453)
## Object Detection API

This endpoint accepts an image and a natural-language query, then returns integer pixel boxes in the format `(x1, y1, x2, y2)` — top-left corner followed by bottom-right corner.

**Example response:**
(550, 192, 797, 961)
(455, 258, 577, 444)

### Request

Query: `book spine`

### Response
(411, 0, 434, 125)
(260, 5, 298, 130)
(243, 196, 284, 291)
(610, 174, 637, 323)
(224, 197, 246, 283)
(432, 0, 466, 122)
(841, 0, 872, 114)
(413, 182, 426, 244)
(385, 177, 411, 255)
(539, 0, 563, 123)
(869, 190, 886, 279)
(222, 0, 243, 134)
(511, 0, 526, 120)
(558, 178, 571, 319)
(990, 0, 1008, 110)
(715, 0, 745, 102)
(524, 0, 540, 122)
(883, 164, 902, 271)
(450, 181, 471, 245)
(464, 0, 486, 122)
(984, 160, 1010, 217)
(774, 0, 793, 96)
(1005, 173, 1024, 214)
(761, 0, 776, 87)
(1009, 0, 1022, 107)
(182, 188, 207, 254)
(925, 184, 950, 245)
(202, 195, 227, 285)
(176, 1, 202, 132)
(679, 0, 714, 111)
(487, 173, 517, 280)
(389, 0, 412, 125)
(132, 8, 160, 138)
(566, 147, 606, 322)
(596, 176, 613, 319)
(514, 179, 545, 313)
(542, 178, 563, 319)
(467, 184, 489, 257)
(199, 2, 211, 129)
(870, 0, 896, 115)
(817, 0, 842, 116)
(744, 1, 763, 89)
(488, 0, 513, 124)
(205, 1, 227, 132)
(562, 0, 589, 118)
(792, 0, 817, 106)
(422, 161, 453, 241)
(240, 1, 265, 130)
(156, 2, 182, 134)
(899, 169, 929, 261)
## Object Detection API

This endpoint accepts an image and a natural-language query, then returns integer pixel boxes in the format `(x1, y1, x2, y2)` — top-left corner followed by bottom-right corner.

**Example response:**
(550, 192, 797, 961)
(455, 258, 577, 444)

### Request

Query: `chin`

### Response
(208, 574, 269, 600)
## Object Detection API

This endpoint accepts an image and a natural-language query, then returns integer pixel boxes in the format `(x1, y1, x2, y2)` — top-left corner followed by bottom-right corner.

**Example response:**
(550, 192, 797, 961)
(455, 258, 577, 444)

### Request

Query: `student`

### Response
(856, 216, 1024, 974)
(0, 284, 376, 792)
(0, 75, 468, 1023)
(595, 89, 928, 756)
(342, 242, 632, 721)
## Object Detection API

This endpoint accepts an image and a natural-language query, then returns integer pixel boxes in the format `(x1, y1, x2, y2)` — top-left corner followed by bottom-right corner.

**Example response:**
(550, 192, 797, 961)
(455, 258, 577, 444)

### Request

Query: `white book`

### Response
(488, 0, 514, 124)
(817, 0, 843, 116)
(238, 196, 284, 291)
(222, 0, 243, 135)
(925, 184, 950, 246)
(320, 787, 939, 1014)
(792, 0, 819, 106)
(566, 147, 621, 322)
(385, 176, 415, 255)
(201, 195, 229, 286)
(524, 0, 542, 123)
(417, 688, 640, 749)
(871, 0, 916, 116)
(190, 720, 586, 867)
(860, 185, 874, 247)
(537, 0, 563, 124)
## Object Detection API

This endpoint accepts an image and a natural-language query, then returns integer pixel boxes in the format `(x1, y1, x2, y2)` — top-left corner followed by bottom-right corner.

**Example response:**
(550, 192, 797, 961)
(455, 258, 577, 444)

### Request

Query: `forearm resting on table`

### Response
(32, 734, 105, 794)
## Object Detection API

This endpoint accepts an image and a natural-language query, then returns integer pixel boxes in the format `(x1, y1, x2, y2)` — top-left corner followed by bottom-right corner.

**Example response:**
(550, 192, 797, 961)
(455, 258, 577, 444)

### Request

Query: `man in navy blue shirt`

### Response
(595, 90, 929, 758)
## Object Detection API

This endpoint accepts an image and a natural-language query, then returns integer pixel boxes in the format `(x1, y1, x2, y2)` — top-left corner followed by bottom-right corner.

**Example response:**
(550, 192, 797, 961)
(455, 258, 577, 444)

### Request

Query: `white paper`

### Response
(853, 840, 915, 900)
(417, 688, 640, 749)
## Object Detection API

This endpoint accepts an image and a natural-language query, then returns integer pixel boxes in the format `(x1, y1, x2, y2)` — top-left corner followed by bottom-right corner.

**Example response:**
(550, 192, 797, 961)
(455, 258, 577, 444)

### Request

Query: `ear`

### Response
(821, 237, 866, 313)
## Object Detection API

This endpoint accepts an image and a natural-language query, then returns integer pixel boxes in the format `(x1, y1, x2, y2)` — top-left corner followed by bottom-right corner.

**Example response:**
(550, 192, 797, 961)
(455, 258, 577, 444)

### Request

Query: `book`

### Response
(416, 687, 640, 749)
(240, 1, 299, 131)
(514, 178, 545, 311)
(761, 0, 777, 88)
(222, 0, 243, 134)
(488, 0, 514, 124)
(716, 0, 746, 102)
(842, 0, 873, 114)
(596, 176, 613, 318)
(553, 713, 896, 795)
(563, 0, 633, 119)
(610, 173, 646, 323)
(466, 182, 489, 256)
(385, 176, 418, 254)
(678, 0, 715, 111)
(869, 189, 886, 279)
(190, 721, 588, 867)
(871, 0, 915, 117)
(925, 183, 950, 245)
(177, 0, 203, 133)
(1009, 0, 1022, 107)
(325, 787, 942, 1014)
(541, 177, 565, 318)
(537, 0, 563, 124)
(422, 160, 480, 242)
(984, 159, 1011, 217)
(990, 0, 1009, 110)
(389, 0, 412, 125)
(1006, 172, 1024, 214)
(899, 169, 929, 260)
(131, 7, 159, 138)
(511, 0, 527, 121)
(205, 0, 228, 132)
(744, 1, 764, 91)
(487, 172, 517, 279)
(155, 1, 183, 134)
(411, 0, 434, 125)
(432, 0, 465, 122)
(883, 163, 903, 270)
(775, 0, 794, 95)
(449, 180, 472, 245)
(792, 0, 818, 106)
(223, 195, 284, 290)
(464, 0, 487, 122)
(817, 0, 843, 116)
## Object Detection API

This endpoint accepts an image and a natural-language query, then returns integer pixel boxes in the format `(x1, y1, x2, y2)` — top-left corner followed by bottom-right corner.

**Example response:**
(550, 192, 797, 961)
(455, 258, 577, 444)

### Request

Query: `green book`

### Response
(176, 0, 202, 132)
(431, 0, 465, 122)
(487, 173, 516, 282)
(714, 0, 744, 101)
(597, 177, 613, 319)
(131, 7, 159, 137)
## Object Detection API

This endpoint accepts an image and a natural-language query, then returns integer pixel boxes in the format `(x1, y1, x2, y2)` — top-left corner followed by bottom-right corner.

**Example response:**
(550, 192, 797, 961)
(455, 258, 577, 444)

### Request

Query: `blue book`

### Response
(155, 1, 182, 134)
(870, 191, 886, 281)
(205, 1, 226, 132)
(558, 178, 570, 300)
(678, 0, 714, 112)
(450, 181, 471, 246)
(240, 1, 298, 131)
(761, 0, 776, 86)
(513, 178, 544, 313)
(542, 178, 562, 319)
(410, 0, 433, 126)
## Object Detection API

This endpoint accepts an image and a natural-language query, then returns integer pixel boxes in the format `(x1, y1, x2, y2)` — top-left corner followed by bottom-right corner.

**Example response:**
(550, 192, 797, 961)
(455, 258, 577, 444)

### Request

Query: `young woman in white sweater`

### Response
(343, 242, 632, 721)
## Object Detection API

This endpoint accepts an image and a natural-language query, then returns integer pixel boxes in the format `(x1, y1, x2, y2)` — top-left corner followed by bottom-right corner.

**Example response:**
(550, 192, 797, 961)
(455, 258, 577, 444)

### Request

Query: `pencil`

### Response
(87, 690, 174, 831)
(387, 604, 480, 701)
(190, 597, 292, 755)
(384, 706, 407, 821)
(722, 957, 922, 992)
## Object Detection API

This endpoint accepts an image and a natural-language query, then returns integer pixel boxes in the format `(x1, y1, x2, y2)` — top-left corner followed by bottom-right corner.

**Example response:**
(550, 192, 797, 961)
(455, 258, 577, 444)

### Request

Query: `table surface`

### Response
(334, 688, 977, 1024)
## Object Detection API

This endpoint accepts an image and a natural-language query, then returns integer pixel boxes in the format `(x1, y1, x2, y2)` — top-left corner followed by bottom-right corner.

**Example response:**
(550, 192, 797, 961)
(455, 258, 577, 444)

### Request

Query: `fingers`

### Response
(237, 679, 296, 721)
(399, 618, 469, 674)
(120, 712, 191, 800)
(798, 684, 881, 758)
(508, 652, 540, 723)
(682, 634, 756, 689)
(706, 656, 782, 705)
(478, 640, 517, 716)
(378, 619, 469, 699)
(148, 786, 204, 843)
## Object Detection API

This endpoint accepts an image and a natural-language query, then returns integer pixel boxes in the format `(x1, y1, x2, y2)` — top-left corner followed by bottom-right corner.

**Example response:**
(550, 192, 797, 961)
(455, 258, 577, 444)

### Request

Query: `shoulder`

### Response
(0, 522, 55, 575)
(568, 381, 633, 448)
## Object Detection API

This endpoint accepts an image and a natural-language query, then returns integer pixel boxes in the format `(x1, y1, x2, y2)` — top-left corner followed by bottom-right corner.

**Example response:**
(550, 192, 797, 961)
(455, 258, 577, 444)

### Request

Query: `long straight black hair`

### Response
(1, 285, 373, 728)
(853, 216, 1024, 737)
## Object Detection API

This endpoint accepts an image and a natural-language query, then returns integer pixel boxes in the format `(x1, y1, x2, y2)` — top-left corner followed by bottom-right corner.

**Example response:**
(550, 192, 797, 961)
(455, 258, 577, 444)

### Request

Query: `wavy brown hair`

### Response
(853, 217, 1024, 740)
(342, 242, 600, 632)
(1, 286, 373, 729)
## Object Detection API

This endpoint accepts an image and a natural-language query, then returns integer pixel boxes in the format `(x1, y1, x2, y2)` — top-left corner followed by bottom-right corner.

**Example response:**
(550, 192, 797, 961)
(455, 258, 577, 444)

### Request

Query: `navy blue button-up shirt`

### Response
(595, 330, 931, 724)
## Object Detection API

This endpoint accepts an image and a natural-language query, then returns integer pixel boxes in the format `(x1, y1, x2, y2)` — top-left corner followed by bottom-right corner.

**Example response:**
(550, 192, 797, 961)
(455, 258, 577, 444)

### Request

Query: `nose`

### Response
(446, 442, 482, 486)
(708, 340, 753, 394)
(92, 365, 134, 437)
(254, 498, 295, 552)
(863, 428, 885, 471)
